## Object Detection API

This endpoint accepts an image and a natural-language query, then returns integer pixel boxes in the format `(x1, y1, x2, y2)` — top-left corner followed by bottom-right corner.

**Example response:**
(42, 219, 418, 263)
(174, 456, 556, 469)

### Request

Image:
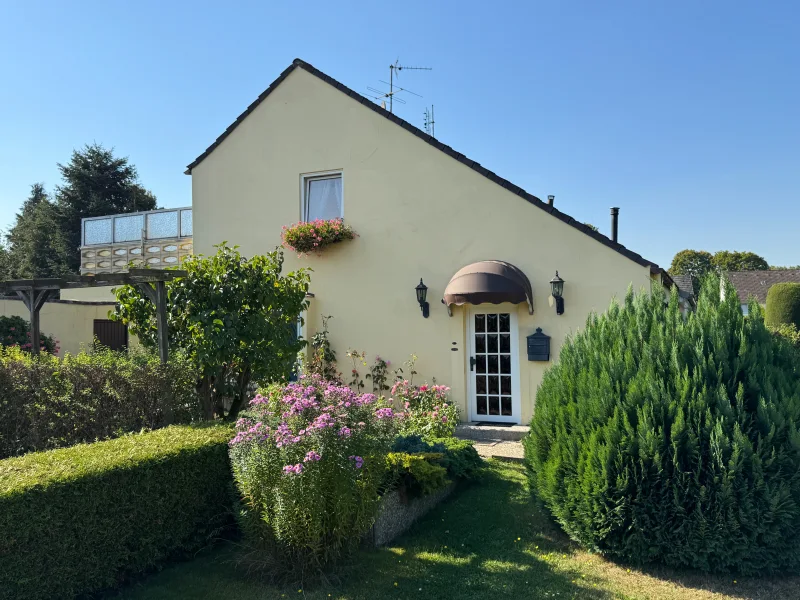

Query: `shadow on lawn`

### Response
(348, 461, 616, 599)
(520, 465, 800, 600)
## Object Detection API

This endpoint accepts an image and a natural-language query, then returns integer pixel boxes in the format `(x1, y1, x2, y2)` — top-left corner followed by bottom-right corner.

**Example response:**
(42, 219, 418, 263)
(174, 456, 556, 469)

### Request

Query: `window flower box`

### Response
(280, 218, 356, 255)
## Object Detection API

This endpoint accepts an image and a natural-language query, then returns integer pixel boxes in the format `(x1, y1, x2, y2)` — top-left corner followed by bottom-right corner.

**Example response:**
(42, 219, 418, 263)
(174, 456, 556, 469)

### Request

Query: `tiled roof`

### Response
(185, 58, 668, 277)
(670, 274, 695, 297)
(725, 269, 800, 304)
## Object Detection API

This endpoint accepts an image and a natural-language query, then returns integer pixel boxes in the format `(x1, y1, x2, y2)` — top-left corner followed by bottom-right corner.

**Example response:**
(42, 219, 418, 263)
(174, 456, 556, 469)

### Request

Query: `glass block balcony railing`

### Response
(80, 207, 193, 275)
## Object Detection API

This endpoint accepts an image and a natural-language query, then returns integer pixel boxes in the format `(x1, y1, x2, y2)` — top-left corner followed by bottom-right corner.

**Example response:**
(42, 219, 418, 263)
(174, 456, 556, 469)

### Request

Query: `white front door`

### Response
(467, 308, 521, 423)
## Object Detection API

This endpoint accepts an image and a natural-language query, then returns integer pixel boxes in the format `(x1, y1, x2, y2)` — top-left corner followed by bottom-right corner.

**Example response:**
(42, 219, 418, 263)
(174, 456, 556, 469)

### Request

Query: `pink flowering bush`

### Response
(393, 380, 460, 438)
(0, 315, 59, 354)
(281, 218, 356, 255)
(229, 374, 398, 576)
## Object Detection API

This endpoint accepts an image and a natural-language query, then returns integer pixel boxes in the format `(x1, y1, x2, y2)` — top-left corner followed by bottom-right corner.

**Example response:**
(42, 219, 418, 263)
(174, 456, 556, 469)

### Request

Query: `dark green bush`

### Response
(0, 315, 57, 353)
(766, 282, 800, 329)
(0, 424, 233, 600)
(429, 436, 483, 481)
(524, 278, 800, 574)
(0, 345, 200, 459)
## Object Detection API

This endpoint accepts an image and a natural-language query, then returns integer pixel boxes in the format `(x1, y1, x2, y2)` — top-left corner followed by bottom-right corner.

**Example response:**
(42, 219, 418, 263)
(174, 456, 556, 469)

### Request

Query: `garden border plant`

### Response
(229, 375, 398, 580)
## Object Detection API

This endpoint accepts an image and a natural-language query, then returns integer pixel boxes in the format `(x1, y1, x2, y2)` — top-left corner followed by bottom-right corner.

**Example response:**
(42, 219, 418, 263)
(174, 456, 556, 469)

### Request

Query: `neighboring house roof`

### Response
(726, 269, 800, 304)
(670, 274, 695, 298)
(185, 58, 670, 280)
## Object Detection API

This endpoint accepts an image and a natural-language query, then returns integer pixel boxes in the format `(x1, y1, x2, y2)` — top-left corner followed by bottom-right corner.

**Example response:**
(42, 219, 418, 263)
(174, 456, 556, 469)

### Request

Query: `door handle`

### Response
(470, 356, 476, 372)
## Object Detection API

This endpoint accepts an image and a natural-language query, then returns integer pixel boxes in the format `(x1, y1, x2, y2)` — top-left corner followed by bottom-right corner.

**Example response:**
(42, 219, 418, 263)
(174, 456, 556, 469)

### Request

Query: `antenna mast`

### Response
(423, 105, 435, 138)
(388, 59, 431, 114)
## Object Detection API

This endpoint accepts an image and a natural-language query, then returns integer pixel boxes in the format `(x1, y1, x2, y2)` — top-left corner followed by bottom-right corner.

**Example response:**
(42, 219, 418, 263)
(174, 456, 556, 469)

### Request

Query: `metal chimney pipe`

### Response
(547, 195, 555, 207)
(610, 207, 620, 243)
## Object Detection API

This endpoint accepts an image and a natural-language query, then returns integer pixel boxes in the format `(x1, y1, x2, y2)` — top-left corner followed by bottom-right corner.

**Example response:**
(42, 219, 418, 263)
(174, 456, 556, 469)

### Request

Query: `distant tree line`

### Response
(668, 248, 783, 293)
(0, 143, 157, 280)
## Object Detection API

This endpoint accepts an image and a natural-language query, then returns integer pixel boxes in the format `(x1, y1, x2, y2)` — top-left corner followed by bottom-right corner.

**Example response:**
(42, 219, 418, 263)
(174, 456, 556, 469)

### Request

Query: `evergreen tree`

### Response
(0, 242, 12, 281)
(56, 144, 157, 273)
(524, 277, 800, 574)
(5, 184, 71, 277)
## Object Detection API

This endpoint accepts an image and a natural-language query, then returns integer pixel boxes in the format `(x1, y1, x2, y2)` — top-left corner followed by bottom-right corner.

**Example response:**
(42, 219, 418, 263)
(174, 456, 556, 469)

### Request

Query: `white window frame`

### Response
(300, 170, 344, 222)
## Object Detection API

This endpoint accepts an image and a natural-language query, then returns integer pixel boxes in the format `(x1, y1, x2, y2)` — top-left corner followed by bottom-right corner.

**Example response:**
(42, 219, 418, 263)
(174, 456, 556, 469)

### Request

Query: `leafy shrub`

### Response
(769, 322, 800, 350)
(765, 282, 800, 329)
(388, 435, 483, 494)
(281, 218, 356, 255)
(0, 315, 58, 353)
(386, 452, 448, 496)
(0, 345, 199, 459)
(393, 380, 459, 437)
(391, 433, 445, 454)
(229, 375, 398, 577)
(113, 244, 310, 420)
(525, 278, 800, 574)
(429, 436, 483, 481)
(0, 424, 233, 600)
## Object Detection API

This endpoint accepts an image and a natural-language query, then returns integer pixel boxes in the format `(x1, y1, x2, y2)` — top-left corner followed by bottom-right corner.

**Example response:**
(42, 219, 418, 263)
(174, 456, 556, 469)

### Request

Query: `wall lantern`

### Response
(550, 271, 565, 315)
(415, 278, 430, 318)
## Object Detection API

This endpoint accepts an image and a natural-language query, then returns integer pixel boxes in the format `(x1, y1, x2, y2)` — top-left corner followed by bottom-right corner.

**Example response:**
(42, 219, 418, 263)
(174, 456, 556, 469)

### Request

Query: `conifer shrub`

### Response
(765, 282, 800, 329)
(524, 278, 800, 574)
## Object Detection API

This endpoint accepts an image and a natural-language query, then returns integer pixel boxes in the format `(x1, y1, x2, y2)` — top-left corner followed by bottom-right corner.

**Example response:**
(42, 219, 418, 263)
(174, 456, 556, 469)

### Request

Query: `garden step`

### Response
(455, 422, 530, 442)
(470, 440, 525, 463)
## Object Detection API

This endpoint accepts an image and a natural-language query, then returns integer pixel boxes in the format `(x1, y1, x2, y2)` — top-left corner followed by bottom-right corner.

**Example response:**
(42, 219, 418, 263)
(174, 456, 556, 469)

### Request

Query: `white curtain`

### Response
(306, 177, 342, 220)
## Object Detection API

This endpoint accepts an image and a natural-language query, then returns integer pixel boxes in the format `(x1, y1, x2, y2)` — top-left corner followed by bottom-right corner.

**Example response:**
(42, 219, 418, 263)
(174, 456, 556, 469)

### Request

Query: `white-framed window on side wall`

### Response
(301, 171, 343, 221)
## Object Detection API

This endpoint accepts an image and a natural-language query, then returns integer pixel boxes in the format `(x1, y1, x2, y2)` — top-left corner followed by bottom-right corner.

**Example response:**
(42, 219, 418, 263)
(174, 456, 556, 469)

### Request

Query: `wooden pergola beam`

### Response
(0, 269, 186, 359)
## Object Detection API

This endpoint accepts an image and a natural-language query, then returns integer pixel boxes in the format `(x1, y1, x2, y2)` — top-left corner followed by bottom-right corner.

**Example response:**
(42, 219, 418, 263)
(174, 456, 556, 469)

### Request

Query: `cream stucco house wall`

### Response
(0, 297, 121, 356)
(187, 59, 670, 424)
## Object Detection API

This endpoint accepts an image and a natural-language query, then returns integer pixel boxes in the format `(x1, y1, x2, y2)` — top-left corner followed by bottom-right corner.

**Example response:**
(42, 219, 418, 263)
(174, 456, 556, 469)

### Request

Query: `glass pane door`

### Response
(472, 311, 514, 418)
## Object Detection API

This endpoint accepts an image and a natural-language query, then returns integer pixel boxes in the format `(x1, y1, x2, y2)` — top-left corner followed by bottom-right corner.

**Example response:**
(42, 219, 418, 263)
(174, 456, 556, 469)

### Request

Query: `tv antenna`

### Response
(423, 105, 435, 138)
(381, 59, 432, 114)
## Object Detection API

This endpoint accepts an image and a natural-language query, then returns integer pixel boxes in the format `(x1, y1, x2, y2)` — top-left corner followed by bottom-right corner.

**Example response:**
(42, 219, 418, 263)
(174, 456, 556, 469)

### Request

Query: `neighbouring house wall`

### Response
(191, 67, 654, 423)
(0, 298, 136, 356)
(60, 286, 119, 302)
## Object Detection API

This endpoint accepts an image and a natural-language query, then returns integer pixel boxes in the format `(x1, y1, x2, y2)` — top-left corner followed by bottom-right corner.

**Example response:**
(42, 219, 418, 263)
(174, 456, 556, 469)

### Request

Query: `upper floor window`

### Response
(302, 172, 343, 221)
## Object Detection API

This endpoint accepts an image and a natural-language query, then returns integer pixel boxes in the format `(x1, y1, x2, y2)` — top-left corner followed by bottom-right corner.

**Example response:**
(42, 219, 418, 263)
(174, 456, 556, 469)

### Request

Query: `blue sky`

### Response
(1, 1, 798, 268)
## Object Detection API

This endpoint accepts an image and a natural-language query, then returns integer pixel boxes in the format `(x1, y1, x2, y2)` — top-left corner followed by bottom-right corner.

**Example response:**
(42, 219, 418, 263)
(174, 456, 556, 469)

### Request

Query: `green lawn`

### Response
(110, 460, 800, 600)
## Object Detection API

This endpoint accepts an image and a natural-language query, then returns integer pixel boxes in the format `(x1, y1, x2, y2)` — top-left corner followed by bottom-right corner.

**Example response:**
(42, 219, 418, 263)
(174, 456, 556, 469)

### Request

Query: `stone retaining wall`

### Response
(366, 482, 457, 547)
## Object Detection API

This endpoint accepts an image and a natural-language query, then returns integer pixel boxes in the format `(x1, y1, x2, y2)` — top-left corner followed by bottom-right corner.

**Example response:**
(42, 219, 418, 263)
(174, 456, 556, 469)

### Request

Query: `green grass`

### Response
(109, 460, 800, 600)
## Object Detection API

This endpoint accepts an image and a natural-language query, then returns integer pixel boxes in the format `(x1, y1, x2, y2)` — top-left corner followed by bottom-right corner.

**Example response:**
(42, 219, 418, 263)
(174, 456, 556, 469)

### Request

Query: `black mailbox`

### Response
(526, 328, 550, 361)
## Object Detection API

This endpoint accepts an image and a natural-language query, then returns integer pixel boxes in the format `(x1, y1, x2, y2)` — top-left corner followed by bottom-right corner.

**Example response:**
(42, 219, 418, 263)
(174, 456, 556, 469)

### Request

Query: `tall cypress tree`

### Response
(524, 276, 800, 574)
(56, 144, 157, 273)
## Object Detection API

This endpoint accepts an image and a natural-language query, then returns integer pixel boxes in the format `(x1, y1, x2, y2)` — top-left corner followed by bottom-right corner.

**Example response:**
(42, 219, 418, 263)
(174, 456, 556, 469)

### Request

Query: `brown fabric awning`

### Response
(443, 260, 533, 316)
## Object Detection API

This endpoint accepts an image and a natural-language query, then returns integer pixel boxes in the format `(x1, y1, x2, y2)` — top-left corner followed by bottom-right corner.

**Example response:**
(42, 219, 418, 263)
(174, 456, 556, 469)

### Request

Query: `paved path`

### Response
(471, 439, 524, 462)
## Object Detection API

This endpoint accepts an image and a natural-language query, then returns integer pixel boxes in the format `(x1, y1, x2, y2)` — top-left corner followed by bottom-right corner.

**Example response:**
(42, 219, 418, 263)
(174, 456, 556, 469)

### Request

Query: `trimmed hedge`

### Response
(0, 424, 233, 600)
(0, 345, 200, 459)
(766, 282, 800, 329)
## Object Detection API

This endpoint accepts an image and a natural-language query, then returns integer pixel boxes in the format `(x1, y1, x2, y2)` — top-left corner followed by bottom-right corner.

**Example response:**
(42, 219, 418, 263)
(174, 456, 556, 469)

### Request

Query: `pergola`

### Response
(0, 269, 186, 362)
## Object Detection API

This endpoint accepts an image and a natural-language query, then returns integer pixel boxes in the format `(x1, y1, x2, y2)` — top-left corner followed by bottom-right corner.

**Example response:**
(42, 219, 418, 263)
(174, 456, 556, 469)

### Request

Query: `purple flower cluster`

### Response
(229, 420, 271, 446)
(375, 407, 394, 419)
(283, 463, 304, 475)
(230, 374, 399, 477)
